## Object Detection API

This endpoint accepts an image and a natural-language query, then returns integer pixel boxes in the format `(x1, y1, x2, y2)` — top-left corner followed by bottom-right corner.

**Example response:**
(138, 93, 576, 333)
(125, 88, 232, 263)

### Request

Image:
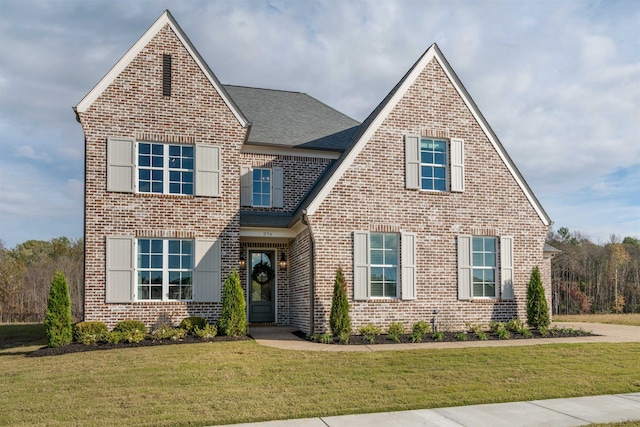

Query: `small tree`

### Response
(330, 268, 351, 337)
(44, 270, 73, 347)
(218, 269, 247, 337)
(527, 266, 550, 329)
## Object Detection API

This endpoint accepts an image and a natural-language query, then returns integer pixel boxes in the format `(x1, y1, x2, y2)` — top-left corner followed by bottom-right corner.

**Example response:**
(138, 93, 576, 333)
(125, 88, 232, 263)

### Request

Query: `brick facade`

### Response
(78, 12, 551, 334)
(308, 58, 550, 333)
(79, 24, 246, 328)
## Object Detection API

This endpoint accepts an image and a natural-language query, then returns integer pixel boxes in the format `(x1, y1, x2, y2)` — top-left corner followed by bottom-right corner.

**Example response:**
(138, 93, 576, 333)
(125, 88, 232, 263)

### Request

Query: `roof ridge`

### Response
(223, 84, 303, 95)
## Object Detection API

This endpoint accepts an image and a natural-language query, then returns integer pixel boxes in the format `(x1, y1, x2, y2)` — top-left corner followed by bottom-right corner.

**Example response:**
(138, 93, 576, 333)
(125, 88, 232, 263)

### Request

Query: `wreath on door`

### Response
(252, 261, 275, 285)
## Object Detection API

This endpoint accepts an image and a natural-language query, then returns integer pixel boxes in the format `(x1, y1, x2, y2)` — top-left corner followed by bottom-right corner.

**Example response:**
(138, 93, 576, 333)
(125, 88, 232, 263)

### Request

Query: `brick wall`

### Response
(79, 24, 246, 328)
(309, 58, 549, 333)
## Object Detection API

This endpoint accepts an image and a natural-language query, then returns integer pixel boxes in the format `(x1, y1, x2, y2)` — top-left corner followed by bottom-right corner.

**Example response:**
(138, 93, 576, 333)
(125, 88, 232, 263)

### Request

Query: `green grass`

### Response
(554, 313, 640, 326)
(0, 324, 638, 427)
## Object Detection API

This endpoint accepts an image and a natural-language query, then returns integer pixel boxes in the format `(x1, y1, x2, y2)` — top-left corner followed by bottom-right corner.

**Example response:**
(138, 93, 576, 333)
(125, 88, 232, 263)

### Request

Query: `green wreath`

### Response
(252, 261, 275, 285)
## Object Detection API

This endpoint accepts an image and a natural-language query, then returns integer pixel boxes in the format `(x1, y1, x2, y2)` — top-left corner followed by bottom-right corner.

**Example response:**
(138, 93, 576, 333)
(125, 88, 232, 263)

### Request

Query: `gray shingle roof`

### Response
(223, 85, 359, 151)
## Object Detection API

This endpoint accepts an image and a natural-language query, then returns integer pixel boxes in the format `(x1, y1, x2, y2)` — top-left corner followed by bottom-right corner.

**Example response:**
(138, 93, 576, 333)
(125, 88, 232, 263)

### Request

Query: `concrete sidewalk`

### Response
(248, 322, 640, 352)
(217, 393, 640, 426)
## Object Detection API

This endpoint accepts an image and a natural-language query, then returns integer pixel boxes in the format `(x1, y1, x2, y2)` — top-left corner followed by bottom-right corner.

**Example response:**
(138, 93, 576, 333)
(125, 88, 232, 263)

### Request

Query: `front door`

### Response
(248, 250, 276, 323)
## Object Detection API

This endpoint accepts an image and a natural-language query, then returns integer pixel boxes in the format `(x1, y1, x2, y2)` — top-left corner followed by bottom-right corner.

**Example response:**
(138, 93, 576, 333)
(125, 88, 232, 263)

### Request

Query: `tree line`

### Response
(548, 228, 640, 314)
(1, 229, 639, 323)
(0, 237, 83, 322)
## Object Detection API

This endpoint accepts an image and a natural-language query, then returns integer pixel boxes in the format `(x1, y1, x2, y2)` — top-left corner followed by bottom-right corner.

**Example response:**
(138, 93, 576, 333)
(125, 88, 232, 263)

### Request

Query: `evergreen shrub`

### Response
(44, 270, 73, 348)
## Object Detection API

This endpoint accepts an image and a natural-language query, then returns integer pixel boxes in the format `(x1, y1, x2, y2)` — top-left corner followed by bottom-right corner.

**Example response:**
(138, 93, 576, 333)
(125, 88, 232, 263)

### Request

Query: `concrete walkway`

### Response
(228, 323, 640, 426)
(217, 393, 640, 426)
(249, 322, 640, 352)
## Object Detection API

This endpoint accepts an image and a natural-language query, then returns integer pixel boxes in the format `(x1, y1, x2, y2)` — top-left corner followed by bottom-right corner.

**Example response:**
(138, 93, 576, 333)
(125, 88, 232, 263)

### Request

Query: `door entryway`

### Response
(248, 250, 276, 323)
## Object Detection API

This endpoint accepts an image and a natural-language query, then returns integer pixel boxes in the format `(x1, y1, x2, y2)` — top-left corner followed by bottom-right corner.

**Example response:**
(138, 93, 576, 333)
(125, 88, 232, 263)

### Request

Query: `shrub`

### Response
(73, 321, 108, 345)
(466, 322, 485, 334)
(387, 322, 404, 342)
(113, 320, 146, 343)
(218, 270, 247, 337)
(330, 268, 351, 338)
(527, 266, 550, 329)
(411, 330, 422, 343)
(506, 318, 526, 332)
(475, 330, 488, 341)
(412, 320, 431, 336)
(338, 331, 350, 345)
(150, 325, 186, 341)
(105, 331, 125, 345)
(454, 332, 468, 341)
(520, 327, 533, 338)
(432, 331, 444, 341)
(358, 323, 381, 344)
(193, 324, 218, 339)
(45, 270, 73, 348)
(180, 316, 207, 335)
(320, 333, 332, 344)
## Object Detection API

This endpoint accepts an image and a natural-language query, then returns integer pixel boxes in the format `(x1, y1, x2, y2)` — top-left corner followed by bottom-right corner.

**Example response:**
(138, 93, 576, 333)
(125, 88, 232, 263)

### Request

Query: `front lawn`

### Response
(1, 327, 638, 426)
(554, 313, 640, 326)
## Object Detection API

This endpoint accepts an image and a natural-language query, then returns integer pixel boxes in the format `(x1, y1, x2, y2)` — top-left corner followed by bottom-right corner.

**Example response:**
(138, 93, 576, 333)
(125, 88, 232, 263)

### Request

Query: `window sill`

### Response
(361, 298, 401, 303)
(134, 193, 194, 199)
(418, 190, 450, 196)
(133, 300, 193, 304)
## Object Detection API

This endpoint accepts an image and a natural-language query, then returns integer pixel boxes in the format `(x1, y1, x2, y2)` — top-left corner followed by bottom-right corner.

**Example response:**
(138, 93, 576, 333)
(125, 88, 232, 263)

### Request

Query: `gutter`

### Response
(300, 211, 315, 335)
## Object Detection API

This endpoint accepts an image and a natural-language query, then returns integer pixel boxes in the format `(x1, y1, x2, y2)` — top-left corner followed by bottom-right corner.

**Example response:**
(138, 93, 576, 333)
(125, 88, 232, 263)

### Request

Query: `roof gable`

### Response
(74, 10, 248, 127)
(303, 44, 550, 226)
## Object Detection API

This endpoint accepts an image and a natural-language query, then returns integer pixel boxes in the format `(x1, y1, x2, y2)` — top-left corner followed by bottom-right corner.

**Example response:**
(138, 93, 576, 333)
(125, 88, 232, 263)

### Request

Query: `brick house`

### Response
(75, 11, 554, 334)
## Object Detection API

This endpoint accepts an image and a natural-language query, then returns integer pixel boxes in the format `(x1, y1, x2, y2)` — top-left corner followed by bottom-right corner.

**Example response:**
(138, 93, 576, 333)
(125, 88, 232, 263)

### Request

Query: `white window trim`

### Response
(136, 141, 194, 196)
(471, 236, 497, 299)
(135, 238, 194, 302)
(419, 137, 449, 193)
(369, 233, 399, 299)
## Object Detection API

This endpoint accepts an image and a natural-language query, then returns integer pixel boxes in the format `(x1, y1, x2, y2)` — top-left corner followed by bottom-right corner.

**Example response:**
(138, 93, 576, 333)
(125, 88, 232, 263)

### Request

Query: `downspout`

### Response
(301, 211, 315, 335)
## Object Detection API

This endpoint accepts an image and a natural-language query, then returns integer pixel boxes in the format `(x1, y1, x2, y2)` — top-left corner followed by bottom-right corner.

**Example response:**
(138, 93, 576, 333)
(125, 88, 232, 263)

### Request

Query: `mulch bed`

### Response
(27, 335, 251, 357)
(295, 328, 594, 345)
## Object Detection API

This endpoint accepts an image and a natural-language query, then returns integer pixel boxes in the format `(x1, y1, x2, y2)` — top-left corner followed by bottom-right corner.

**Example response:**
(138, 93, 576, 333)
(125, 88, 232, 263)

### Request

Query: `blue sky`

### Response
(0, 0, 638, 248)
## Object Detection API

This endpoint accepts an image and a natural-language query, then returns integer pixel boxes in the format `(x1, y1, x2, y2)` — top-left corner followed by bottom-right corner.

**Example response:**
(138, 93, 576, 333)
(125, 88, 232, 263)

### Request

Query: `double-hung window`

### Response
(106, 138, 221, 197)
(137, 238, 193, 301)
(252, 168, 271, 207)
(138, 143, 194, 195)
(420, 138, 447, 191)
(241, 166, 284, 208)
(405, 134, 464, 192)
(370, 233, 399, 298)
(472, 237, 496, 298)
(457, 235, 514, 301)
(354, 231, 416, 300)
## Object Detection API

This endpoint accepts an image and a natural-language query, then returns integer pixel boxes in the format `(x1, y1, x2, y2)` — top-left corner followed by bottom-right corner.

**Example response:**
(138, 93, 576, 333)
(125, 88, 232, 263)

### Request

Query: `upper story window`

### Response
(241, 166, 284, 208)
(370, 233, 399, 298)
(138, 142, 194, 195)
(137, 238, 193, 301)
(405, 134, 464, 193)
(420, 138, 447, 191)
(252, 168, 272, 207)
(107, 137, 221, 198)
(472, 237, 496, 298)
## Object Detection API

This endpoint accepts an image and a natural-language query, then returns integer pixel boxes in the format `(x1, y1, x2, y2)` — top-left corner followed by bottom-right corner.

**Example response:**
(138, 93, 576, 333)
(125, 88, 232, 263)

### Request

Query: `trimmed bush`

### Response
(45, 270, 73, 348)
(113, 320, 146, 343)
(150, 325, 186, 341)
(194, 324, 218, 339)
(412, 320, 431, 336)
(358, 323, 381, 343)
(218, 270, 247, 337)
(73, 321, 108, 345)
(330, 268, 351, 338)
(180, 316, 207, 335)
(527, 266, 550, 329)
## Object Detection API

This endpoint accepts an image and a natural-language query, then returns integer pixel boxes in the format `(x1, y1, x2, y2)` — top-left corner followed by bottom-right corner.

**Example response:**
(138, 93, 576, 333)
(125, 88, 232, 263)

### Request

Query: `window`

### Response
(472, 237, 496, 298)
(420, 138, 447, 191)
(405, 135, 464, 192)
(252, 168, 271, 207)
(241, 166, 284, 208)
(138, 143, 194, 195)
(457, 235, 513, 301)
(353, 231, 416, 300)
(370, 233, 399, 297)
(137, 239, 193, 301)
(107, 138, 220, 197)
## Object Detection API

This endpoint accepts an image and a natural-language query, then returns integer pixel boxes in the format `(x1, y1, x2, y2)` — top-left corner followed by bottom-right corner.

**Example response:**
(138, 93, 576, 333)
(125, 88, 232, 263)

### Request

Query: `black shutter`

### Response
(162, 54, 172, 97)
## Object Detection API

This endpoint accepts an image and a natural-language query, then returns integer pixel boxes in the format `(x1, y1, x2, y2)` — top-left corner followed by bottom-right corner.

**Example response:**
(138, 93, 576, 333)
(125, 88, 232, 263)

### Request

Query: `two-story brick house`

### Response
(75, 10, 553, 334)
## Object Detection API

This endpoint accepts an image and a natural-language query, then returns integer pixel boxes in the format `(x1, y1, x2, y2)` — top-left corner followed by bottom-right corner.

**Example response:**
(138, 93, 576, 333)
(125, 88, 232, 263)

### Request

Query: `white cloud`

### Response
(15, 145, 50, 161)
(582, 34, 617, 67)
